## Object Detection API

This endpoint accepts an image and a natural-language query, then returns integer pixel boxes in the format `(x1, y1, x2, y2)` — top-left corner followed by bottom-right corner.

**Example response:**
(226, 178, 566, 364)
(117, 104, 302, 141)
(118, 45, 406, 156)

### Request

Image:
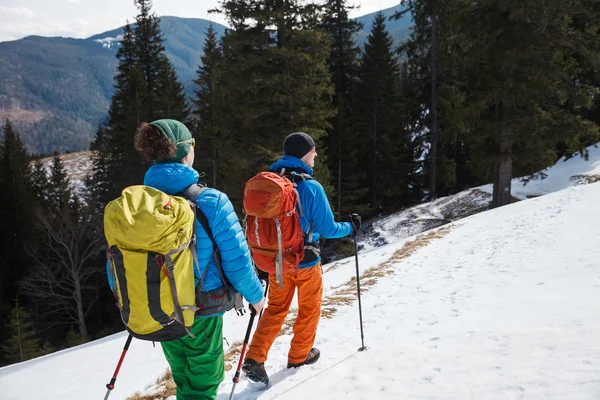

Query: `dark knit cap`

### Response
(283, 132, 315, 159)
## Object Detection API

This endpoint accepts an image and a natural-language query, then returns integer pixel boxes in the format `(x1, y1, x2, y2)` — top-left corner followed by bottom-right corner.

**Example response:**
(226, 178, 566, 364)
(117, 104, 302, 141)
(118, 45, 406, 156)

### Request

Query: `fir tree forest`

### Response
(0, 0, 599, 366)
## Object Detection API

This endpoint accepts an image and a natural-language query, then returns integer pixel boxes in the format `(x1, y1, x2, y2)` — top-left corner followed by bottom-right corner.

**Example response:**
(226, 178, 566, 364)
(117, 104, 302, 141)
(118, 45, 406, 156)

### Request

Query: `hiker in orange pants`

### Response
(246, 266, 323, 366)
(242, 132, 361, 384)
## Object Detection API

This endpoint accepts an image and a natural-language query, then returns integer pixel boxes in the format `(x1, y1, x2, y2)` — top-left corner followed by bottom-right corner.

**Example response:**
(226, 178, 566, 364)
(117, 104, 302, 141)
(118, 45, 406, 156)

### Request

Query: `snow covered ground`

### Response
(37, 150, 95, 196)
(364, 143, 600, 249)
(2, 147, 599, 400)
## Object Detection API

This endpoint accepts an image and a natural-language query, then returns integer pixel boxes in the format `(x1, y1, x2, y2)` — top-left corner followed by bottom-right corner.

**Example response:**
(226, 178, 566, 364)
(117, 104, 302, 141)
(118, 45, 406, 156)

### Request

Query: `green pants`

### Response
(161, 316, 224, 400)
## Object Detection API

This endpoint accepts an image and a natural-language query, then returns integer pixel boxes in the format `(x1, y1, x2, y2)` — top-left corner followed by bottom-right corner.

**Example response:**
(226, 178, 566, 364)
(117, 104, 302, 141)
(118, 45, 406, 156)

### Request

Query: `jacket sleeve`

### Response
(306, 180, 353, 239)
(207, 191, 264, 305)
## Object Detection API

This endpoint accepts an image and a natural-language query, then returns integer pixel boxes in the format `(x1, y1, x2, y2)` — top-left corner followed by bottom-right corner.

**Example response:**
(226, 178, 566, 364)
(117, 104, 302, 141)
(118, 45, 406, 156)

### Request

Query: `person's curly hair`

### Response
(134, 122, 176, 163)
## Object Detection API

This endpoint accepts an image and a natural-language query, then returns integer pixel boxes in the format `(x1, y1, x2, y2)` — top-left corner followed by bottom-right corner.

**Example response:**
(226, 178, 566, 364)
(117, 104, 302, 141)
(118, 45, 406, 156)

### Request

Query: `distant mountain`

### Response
(0, 17, 226, 154)
(0, 8, 411, 155)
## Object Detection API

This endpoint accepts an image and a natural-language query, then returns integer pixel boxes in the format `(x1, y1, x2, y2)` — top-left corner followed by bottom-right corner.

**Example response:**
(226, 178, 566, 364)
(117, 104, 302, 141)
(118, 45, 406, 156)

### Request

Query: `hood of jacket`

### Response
(269, 155, 314, 176)
(143, 162, 199, 195)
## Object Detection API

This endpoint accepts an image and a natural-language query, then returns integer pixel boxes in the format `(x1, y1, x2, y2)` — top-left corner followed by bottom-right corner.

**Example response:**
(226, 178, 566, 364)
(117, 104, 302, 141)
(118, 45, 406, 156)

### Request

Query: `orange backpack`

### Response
(243, 171, 309, 288)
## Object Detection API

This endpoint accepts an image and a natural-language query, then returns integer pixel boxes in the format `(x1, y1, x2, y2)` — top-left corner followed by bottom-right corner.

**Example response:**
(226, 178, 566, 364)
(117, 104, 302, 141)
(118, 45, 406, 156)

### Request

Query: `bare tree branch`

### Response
(22, 207, 105, 341)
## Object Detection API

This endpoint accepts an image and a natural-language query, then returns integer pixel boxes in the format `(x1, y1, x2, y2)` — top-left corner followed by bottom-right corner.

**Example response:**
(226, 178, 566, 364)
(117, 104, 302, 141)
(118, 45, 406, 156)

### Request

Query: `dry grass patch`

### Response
(223, 340, 243, 372)
(126, 369, 176, 400)
(137, 225, 453, 399)
(324, 262, 343, 273)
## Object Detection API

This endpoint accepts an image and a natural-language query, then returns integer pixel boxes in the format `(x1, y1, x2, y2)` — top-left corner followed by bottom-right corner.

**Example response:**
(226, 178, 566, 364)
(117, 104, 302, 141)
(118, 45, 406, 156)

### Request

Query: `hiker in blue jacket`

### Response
(243, 132, 361, 384)
(112, 119, 265, 400)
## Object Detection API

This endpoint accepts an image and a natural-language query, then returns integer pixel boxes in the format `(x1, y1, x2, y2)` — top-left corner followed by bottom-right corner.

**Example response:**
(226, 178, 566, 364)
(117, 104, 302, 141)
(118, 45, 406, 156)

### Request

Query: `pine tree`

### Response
(446, 0, 600, 208)
(192, 24, 222, 187)
(0, 121, 33, 318)
(570, 1, 600, 148)
(1, 299, 41, 363)
(214, 0, 335, 205)
(135, 0, 167, 101)
(155, 61, 189, 121)
(48, 154, 72, 213)
(30, 160, 49, 205)
(395, 0, 458, 200)
(354, 13, 416, 213)
(395, 1, 433, 197)
(92, 22, 144, 203)
(320, 0, 363, 218)
(91, 1, 189, 204)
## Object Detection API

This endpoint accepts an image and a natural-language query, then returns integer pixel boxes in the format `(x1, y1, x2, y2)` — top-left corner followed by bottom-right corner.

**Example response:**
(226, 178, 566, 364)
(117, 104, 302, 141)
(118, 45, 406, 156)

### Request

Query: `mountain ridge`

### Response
(0, 6, 411, 154)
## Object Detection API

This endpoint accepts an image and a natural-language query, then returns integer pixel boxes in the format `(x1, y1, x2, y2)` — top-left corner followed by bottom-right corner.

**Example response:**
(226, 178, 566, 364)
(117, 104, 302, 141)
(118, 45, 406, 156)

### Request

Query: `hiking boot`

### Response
(287, 348, 320, 369)
(242, 358, 269, 384)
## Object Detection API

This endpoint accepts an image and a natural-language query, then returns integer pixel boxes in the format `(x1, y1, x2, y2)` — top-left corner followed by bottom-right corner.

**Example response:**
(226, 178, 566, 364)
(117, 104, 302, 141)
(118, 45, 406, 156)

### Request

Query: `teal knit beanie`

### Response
(149, 119, 193, 163)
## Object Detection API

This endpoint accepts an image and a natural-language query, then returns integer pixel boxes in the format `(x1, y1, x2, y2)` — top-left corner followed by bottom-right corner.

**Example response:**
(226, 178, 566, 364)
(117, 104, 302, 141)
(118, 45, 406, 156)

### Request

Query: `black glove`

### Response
(349, 214, 361, 238)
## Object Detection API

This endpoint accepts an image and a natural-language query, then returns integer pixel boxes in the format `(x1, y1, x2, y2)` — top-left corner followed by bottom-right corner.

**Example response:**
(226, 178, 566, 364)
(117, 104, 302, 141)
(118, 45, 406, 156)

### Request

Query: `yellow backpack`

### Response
(104, 185, 200, 341)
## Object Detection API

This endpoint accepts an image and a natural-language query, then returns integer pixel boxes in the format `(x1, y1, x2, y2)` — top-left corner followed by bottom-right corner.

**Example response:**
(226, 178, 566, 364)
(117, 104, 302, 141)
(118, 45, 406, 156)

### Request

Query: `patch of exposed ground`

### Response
(362, 189, 488, 249)
(33, 150, 95, 195)
(570, 174, 600, 185)
(0, 108, 47, 124)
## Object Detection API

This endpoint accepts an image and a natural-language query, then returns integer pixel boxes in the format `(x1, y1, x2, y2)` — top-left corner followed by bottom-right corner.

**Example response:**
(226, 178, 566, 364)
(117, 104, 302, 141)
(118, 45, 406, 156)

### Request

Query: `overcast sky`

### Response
(0, 0, 402, 42)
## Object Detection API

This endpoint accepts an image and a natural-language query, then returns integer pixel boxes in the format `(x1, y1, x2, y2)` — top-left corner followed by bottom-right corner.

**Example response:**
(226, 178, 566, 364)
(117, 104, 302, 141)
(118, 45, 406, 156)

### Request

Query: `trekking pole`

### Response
(103, 334, 133, 400)
(229, 279, 269, 400)
(352, 220, 367, 352)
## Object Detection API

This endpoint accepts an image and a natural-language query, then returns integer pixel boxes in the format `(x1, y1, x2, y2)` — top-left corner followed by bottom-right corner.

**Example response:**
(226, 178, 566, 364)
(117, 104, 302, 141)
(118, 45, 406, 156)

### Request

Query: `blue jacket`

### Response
(270, 155, 353, 268)
(107, 163, 264, 313)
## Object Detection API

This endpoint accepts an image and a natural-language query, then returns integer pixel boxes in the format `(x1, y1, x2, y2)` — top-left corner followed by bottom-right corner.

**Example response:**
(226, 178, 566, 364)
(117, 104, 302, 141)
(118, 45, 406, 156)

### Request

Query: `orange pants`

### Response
(246, 264, 323, 365)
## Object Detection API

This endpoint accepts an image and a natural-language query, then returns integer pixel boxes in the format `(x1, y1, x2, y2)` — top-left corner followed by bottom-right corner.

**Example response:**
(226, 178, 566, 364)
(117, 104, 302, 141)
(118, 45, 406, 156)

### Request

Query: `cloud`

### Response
(0, 6, 36, 18)
(0, 17, 99, 42)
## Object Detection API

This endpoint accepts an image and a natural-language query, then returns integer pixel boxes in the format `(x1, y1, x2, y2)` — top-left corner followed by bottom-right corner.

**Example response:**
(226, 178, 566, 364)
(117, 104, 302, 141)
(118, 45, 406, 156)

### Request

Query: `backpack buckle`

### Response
(234, 293, 246, 316)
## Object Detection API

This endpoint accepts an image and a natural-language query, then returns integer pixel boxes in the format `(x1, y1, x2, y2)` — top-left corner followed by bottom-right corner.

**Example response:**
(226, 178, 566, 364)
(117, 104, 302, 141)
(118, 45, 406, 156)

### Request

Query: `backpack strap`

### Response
(276, 168, 315, 242)
(164, 249, 196, 338)
(181, 185, 235, 292)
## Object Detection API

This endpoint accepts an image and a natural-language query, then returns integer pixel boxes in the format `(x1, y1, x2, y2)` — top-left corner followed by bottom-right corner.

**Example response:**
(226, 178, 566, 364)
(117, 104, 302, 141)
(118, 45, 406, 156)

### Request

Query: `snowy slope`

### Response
(479, 144, 600, 199)
(266, 182, 600, 400)
(1, 180, 600, 398)
(364, 143, 600, 249)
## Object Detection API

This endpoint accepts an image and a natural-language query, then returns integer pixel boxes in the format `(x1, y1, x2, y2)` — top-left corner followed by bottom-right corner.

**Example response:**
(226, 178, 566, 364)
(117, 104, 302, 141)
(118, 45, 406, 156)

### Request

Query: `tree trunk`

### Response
(429, 0, 438, 201)
(372, 102, 378, 208)
(336, 0, 344, 222)
(337, 137, 342, 220)
(74, 280, 88, 341)
(17, 306, 24, 362)
(212, 159, 217, 188)
(492, 100, 513, 208)
(212, 143, 218, 188)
